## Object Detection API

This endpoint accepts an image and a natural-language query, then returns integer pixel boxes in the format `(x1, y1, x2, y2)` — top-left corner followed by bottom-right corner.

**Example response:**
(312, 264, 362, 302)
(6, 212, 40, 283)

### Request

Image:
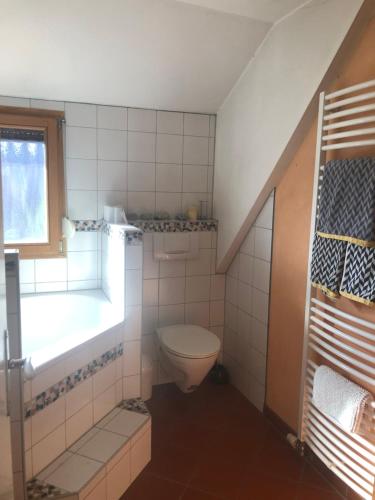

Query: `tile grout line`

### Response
(95, 105, 100, 286)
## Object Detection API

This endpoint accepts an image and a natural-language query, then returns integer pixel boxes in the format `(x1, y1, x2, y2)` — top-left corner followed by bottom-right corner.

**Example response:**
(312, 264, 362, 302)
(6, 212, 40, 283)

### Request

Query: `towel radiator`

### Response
(299, 79, 375, 500)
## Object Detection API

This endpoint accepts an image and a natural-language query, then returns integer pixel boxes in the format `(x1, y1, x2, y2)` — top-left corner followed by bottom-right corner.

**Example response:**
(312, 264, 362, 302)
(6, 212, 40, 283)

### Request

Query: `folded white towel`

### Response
(312, 365, 372, 434)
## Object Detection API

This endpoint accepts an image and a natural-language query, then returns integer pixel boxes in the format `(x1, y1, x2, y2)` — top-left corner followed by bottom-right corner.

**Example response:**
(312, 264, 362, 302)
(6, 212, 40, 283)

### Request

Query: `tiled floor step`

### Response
(27, 399, 151, 500)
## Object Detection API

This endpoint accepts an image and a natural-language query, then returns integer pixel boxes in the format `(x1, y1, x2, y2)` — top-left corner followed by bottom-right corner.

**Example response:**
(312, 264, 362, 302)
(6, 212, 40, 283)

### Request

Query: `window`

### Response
(0, 107, 65, 258)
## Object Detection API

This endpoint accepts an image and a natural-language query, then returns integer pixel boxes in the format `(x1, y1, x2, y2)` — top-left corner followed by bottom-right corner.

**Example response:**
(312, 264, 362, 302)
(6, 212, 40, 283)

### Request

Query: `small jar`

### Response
(186, 206, 198, 221)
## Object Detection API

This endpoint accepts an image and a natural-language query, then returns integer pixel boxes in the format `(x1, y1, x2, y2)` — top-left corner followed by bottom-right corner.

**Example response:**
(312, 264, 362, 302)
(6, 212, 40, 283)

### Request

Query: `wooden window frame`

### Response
(0, 106, 65, 259)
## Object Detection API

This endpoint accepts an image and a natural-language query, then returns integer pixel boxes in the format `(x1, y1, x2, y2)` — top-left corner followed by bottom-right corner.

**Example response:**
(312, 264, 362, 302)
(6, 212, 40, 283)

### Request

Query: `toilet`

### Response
(155, 324, 221, 393)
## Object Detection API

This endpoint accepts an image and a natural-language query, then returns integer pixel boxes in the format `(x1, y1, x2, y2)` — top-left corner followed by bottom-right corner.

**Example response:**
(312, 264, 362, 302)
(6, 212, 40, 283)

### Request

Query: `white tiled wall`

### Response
(0, 96, 215, 294)
(0, 96, 147, 481)
(35, 410, 151, 500)
(223, 193, 274, 411)
(23, 235, 143, 480)
(102, 229, 125, 313)
(19, 232, 101, 294)
(23, 324, 125, 479)
(123, 239, 143, 400)
(67, 103, 215, 219)
(141, 230, 225, 385)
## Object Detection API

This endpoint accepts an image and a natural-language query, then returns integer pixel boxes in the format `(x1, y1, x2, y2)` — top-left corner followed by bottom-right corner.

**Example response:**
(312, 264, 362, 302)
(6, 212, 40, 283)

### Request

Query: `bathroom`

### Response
(0, 1, 375, 499)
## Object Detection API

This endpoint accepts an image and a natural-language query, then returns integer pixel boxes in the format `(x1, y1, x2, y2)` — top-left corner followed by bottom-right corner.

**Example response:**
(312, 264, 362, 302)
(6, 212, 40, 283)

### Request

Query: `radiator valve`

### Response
(286, 433, 305, 456)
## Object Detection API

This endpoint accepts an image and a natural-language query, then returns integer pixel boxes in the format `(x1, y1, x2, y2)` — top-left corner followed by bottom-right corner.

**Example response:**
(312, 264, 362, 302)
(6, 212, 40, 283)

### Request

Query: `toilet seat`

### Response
(157, 324, 220, 359)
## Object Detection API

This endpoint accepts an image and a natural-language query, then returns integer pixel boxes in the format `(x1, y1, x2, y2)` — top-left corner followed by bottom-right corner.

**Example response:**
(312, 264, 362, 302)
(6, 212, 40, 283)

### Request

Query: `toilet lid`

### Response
(157, 324, 220, 359)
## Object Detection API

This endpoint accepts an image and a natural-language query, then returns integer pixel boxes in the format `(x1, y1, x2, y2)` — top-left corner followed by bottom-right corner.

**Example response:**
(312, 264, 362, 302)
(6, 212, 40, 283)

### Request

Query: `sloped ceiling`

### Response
(175, 0, 309, 23)
(213, 0, 366, 269)
(0, 0, 307, 112)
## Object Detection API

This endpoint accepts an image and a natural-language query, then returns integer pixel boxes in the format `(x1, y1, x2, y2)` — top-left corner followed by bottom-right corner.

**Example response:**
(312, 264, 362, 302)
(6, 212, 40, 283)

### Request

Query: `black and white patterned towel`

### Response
(311, 236, 375, 305)
(317, 157, 375, 245)
(340, 244, 375, 305)
(311, 157, 375, 305)
(311, 234, 347, 298)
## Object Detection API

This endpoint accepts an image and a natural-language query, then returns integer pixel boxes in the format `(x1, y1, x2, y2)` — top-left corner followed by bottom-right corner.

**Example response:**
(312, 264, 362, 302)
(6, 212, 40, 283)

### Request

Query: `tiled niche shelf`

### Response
(73, 218, 218, 233)
(27, 400, 151, 500)
(128, 218, 218, 233)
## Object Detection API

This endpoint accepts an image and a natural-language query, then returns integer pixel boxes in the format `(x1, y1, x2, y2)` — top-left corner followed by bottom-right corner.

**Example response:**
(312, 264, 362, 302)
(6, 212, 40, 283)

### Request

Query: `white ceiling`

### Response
(175, 0, 310, 23)
(0, 0, 308, 112)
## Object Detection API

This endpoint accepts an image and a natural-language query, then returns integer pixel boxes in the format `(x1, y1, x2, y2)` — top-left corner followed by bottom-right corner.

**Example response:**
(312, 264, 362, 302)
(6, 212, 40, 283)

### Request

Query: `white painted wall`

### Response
(213, 0, 364, 268)
(0, 0, 270, 113)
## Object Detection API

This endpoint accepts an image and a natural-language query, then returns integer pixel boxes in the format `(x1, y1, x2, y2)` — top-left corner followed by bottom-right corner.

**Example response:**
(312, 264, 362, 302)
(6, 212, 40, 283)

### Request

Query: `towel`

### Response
(312, 365, 372, 434)
(317, 157, 375, 247)
(311, 234, 347, 298)
(310, 157, 375, 304)
(340, 243, 375, 306)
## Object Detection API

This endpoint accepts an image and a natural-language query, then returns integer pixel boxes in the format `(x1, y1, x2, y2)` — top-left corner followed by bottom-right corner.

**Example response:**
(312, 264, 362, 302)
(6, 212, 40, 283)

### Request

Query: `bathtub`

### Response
(21, 289, 124, 370)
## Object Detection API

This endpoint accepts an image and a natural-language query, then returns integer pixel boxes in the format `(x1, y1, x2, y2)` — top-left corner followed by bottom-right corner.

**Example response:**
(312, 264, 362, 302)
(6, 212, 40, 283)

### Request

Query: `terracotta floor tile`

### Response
(146, 444, 199, 484)
(129, 382, 346, 500)
(205, 405, 268, 434)
(181, 487, 223, 499)
(121, 472, 185, 500)
(202, 426, 267, 465)
(304, 455, 348, 496)
(151, 416, 181, 449)
(248, 432, 304, 482)
(295, 484, 344, 499)
(237, 473, 298, 500)
(189, 455, 246, 499)
(301, 464, 340, 493)
(169, 421, 212, 452)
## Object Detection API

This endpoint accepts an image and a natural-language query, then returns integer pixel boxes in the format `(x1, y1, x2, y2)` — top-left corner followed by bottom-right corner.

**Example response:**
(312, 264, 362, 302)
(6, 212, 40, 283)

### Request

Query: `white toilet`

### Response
(155, 324, 221, 393)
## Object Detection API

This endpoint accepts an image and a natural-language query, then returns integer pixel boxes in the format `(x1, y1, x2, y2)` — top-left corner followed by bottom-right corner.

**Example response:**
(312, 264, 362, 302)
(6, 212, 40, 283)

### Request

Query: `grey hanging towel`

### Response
(311, 234, 347, 298)
(317, 157, 375, 247)
(340, 243, 375, 306)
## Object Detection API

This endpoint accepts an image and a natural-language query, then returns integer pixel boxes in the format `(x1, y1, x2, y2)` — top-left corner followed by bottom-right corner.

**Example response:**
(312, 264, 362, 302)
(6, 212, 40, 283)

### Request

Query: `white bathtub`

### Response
(21, 289, 124, 370)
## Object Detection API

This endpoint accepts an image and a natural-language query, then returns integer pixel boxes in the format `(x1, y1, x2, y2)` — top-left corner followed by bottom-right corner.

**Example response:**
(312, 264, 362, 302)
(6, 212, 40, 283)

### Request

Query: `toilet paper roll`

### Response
(104, 205, 127, 224)
(113, 205, 127, 223)
(103, 205, 114, 222)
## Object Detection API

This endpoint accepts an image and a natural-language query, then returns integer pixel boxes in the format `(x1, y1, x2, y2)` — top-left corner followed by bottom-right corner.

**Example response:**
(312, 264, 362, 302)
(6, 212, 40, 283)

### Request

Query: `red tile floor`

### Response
(122, 382, 346, 500)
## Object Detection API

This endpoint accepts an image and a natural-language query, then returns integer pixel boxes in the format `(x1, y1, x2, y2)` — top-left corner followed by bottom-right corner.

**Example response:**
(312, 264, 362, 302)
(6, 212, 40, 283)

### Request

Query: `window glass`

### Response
(0, 128, 48, 244)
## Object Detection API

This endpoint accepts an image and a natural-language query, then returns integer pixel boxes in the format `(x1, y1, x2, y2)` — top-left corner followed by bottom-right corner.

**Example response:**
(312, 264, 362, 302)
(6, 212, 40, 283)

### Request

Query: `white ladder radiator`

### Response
(299, 79, 375, 500)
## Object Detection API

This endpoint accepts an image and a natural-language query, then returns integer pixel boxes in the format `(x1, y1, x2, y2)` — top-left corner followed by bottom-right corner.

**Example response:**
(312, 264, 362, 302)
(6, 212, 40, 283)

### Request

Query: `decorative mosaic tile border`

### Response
(24, 343, 123, 419)
(73, 219, 103, 232)
(101, 222, 143, 245)
(128, 219, 218, 233)
(27, 478, 68, 499)
(125, 231, 143, 245)
(73, 218, 218, 234)
(118, 397, 149, 415)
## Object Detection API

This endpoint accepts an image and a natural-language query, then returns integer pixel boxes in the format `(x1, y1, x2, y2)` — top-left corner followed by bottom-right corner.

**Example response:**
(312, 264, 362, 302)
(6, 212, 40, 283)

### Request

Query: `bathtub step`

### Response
(27, 400, 151, 500)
